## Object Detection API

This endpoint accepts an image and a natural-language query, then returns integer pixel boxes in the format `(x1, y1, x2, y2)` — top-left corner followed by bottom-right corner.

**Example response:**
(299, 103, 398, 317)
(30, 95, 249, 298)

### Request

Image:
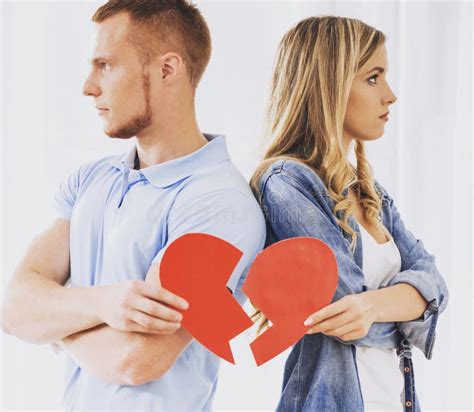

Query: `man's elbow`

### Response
(120, 367, 167, 386)
(1, 305, 14, 336)
(118, 328, 192, 385)
(1, 309, 56, 345)
(118, 346, 170, 386)
(1, 302, 33, 342)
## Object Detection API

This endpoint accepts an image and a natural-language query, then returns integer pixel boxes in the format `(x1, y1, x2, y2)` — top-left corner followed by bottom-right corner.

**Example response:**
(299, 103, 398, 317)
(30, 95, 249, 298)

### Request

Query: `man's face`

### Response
(83, 12, 153, 139)
(343, 44, 397, 142)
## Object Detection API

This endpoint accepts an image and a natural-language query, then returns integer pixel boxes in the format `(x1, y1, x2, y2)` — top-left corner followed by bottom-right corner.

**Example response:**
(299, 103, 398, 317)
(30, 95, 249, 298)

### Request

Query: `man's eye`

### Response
(368, 74, 378, 85)
(100, 62, 109, 70)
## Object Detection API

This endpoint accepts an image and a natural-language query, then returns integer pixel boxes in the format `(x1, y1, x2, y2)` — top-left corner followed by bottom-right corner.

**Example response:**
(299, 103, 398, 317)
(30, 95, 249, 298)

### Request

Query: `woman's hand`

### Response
(303, 292, 378, 341)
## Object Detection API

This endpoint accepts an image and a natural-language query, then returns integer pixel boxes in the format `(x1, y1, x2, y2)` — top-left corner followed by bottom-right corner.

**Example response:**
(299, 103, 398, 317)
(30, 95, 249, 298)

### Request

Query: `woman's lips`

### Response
(379, 114, 389, 121)
(98, 109, 108, 116)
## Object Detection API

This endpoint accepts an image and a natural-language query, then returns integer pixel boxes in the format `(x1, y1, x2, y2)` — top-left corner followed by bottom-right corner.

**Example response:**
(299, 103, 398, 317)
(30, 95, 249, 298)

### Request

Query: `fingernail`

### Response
(181, 301, 189, 310)
(304, 318, 311, 326)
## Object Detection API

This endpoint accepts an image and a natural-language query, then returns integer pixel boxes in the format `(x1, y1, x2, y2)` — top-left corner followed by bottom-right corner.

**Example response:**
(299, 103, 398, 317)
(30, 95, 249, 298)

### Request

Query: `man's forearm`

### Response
(61, 323, 193, 386)
(365, 283, 429, 323)
(61, 324, 132, 385)
(2, 271, 105, 344)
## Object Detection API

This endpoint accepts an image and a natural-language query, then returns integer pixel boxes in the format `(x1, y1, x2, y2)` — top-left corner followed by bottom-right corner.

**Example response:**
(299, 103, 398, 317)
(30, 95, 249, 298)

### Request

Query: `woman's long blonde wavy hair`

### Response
(250, 16, 386, 333)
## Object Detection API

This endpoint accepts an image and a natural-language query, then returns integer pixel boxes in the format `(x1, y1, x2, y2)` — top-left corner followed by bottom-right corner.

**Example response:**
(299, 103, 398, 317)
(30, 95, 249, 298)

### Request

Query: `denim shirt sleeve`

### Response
(259, 164, 401, 350)
(375, 181, 449, 359)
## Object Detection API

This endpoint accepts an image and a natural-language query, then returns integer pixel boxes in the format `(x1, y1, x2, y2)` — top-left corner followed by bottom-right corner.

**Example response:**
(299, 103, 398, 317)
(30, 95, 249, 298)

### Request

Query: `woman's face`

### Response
(343, 44, 397, 152)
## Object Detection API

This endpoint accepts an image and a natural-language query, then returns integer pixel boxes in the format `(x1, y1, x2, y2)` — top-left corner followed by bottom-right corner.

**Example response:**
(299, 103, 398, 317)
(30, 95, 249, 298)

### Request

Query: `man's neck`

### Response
(134, 128, 208, 169)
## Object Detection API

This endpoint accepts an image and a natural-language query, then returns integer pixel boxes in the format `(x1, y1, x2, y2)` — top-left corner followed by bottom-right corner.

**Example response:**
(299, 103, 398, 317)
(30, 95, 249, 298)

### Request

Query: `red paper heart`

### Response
(243, 237, 338, 366)
(160, 234, 338, 366)
(160, 233, 254, 364)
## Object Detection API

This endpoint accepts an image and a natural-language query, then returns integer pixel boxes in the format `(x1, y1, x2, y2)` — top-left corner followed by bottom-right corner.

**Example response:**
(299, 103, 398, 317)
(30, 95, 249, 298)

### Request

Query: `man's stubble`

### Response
(106, 69, 153, 140)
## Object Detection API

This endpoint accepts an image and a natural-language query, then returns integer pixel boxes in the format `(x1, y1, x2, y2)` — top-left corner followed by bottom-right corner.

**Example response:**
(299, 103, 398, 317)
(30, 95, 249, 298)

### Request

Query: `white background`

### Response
(1, 0, 472, 410)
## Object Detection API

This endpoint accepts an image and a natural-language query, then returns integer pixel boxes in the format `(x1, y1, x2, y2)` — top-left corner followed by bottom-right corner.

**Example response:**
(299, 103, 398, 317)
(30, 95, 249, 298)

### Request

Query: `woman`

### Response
(250, 16, 449, 411)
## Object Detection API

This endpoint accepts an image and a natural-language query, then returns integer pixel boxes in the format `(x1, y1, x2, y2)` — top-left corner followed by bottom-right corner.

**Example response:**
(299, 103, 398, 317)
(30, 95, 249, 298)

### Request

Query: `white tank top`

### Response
(356, 223, 405, 410)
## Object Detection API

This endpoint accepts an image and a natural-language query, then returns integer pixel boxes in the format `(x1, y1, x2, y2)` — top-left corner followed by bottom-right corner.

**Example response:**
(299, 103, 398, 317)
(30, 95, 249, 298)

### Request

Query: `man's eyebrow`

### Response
(365, 66, 387, 75)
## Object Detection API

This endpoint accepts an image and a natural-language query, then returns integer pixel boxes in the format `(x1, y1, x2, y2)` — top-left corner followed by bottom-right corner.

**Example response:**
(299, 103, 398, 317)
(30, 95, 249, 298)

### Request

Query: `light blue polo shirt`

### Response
(55, 134, 266, 411)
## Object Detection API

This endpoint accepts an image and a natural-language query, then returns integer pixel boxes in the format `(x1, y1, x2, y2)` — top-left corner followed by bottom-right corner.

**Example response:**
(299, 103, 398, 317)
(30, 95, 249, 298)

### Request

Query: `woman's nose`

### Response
(389, 91, 397, 105)
(386, 85, 397, 105)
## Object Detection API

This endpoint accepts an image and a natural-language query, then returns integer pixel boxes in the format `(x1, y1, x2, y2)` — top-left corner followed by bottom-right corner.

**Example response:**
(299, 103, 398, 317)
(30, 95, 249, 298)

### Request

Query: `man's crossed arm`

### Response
(1, 219, 193, 386)
(58, 262, 193, 386)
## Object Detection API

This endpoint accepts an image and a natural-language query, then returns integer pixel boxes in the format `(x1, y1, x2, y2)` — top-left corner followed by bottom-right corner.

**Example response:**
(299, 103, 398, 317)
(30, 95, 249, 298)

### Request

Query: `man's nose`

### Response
(83, 79, 100, 97)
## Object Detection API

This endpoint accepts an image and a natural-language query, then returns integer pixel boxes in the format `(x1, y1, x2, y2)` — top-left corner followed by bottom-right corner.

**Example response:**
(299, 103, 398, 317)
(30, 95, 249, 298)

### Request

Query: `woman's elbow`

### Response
(436, 271, 450, 315)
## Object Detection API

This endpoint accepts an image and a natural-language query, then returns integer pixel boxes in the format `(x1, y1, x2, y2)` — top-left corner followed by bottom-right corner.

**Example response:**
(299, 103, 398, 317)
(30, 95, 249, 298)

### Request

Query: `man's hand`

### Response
(98, 279, 190, 335)
(303, 293, 377, 341)
(55, 263, 194, 385)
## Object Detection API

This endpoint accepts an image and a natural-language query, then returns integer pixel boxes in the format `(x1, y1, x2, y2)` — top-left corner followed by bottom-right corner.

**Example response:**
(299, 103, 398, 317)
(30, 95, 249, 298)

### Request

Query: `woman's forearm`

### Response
(364, 283, 429, 323)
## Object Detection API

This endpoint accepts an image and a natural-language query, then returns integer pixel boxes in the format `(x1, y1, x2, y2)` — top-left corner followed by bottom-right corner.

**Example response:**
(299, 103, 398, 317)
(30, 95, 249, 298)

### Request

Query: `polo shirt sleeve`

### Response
(53, 166, 82, 221)
(151, 188, 266, 304)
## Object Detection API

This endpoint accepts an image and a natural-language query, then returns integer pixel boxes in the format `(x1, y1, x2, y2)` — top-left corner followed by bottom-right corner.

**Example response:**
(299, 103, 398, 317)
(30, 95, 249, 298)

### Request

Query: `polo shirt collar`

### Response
(111, 133, 230, 188)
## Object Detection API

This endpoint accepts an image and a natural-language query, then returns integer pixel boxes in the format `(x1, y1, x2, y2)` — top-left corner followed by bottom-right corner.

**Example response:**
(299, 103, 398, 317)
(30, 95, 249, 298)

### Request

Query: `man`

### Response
(2, 1, 266, 410)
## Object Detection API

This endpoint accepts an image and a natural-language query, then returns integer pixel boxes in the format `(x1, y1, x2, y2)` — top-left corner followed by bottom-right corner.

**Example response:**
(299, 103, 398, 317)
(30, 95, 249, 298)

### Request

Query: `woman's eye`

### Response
(368, 74, 378, 85)
(100, 62, 109, 70)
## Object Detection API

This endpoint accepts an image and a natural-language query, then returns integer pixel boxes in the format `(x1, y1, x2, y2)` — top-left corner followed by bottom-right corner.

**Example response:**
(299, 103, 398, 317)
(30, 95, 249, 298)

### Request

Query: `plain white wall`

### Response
(1, 0, 471, 410)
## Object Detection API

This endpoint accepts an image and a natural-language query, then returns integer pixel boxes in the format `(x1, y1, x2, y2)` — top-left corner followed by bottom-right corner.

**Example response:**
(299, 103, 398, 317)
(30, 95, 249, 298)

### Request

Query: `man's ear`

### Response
(160, 52, 183, 81)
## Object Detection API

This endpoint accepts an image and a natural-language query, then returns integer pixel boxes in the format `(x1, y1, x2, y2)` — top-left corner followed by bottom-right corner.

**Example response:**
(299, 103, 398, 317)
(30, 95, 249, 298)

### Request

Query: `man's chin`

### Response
(102, 113, 152, 140)
(103, 126, 135, 140)
(105, 134, 134, 140)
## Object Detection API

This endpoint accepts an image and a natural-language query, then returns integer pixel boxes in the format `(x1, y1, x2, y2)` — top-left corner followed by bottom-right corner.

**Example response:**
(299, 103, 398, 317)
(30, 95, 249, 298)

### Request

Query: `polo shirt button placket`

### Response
(129, 170, 139, 183)
(118, 169, 133, 209)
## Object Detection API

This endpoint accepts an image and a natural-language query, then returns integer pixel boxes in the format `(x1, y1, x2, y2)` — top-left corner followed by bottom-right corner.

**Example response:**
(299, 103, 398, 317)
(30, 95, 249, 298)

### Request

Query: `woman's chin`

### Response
(357, 133, 383, 142)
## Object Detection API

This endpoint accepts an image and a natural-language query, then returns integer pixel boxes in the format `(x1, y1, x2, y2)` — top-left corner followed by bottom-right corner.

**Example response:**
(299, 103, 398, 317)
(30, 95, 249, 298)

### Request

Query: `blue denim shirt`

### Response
(257, 159, 449, 412)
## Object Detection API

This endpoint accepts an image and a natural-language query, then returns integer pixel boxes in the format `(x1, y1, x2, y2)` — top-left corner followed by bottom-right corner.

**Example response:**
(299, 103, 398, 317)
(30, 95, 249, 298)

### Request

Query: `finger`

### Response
(126, 322, 176, 335)
(304, 300, 348, 326)
(323, 321, 357, 337)
(134, 297, 183, 323)
(140, 283, 189, 310)
(130, 311, 181, 333)
(311, 311, 356, 332)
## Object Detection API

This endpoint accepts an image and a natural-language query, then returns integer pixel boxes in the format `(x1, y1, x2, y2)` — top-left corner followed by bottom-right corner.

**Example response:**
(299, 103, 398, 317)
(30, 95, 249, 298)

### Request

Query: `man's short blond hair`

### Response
(92, 0, 212, 87)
